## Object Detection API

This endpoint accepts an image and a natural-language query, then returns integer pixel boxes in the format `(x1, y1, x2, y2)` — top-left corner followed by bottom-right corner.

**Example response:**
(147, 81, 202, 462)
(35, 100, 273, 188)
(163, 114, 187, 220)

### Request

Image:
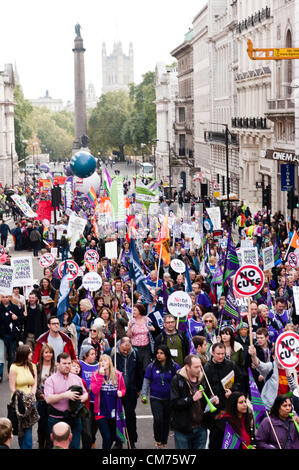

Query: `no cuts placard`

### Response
(234, 265, 265, 298)
(275, 331, 299, 369)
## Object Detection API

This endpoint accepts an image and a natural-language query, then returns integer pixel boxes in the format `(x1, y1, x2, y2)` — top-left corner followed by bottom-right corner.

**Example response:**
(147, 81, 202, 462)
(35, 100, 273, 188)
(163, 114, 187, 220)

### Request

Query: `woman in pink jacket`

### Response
(91, 354, 126, 449)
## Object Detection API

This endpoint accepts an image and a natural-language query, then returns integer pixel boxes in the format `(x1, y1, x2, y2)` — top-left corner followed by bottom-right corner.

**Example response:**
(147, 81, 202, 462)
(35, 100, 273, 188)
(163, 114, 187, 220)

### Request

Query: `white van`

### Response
(25, 164, 36, 174)
(139, 162, 154, 176)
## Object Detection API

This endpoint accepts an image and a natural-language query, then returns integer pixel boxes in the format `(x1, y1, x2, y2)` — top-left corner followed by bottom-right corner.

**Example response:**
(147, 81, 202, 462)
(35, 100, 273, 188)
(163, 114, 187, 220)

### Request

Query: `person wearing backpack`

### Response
(29, 224, 41, 257)
(141, 344, 180, 449)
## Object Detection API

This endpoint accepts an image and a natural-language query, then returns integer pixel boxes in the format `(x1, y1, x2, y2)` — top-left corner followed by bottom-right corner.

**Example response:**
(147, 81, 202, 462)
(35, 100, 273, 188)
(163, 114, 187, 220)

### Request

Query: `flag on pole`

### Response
(266, 283, 272, 309)
(184, 258, 193, 293)
(222, 422, 242, 449)
(223, 283, 241, 321)
(273, 237, 282, 266)
(57, 263, 70, 325)
(129, 238, 153, 303)
(248, 367, 267, 429)
(222, 231, 240, 291)
(154, 214, 170, 266)
(86, 186, 98, 207)
(162, 280, 169, 313)
(103, 168, 112, 196)
(116, 398, 126, 445)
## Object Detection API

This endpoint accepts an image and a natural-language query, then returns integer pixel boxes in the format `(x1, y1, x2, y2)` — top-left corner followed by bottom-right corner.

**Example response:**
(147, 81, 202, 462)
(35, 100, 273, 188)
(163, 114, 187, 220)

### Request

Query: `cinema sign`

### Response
(265, 150, 299, 163)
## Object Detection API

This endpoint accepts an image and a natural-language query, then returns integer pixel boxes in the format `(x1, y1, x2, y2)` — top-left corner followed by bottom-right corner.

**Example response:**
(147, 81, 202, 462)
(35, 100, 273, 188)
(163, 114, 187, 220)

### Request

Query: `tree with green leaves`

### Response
(14, 85, 34, 160)
(88, 89, 133, 161)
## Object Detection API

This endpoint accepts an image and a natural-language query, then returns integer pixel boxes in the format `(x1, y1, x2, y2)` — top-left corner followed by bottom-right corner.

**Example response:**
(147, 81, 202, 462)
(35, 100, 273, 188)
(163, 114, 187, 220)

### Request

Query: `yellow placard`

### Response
(274, 48, 299, 58)
(214, 192, 220, 198)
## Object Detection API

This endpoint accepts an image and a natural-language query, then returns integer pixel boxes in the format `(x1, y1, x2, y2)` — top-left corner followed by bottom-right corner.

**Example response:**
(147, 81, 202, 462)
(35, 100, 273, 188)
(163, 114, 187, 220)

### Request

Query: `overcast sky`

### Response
(0, 0, 206, 103)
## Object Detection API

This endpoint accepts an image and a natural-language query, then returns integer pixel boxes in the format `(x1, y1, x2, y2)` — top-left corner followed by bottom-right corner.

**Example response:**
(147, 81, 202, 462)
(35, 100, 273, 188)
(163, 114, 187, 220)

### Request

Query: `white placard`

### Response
(262, 246, 274, 271)
(293, 286, 299, 316)
(51, 247, 58, 259)
(241, 239, 253, 248)
(206, 207, 221, 230)
(11, 256, 34, 287)
(275, 331, 299, 369)
(67, 213, 87, 251)
(170, 259, 186, 274)
(167, 291, 192, 318)
(0, 265, 14, 295)
(105, 241, 118, 260)
(234, 265, 265, 298)
(241, 247, 258, 267)
(82, 272, 102, 292)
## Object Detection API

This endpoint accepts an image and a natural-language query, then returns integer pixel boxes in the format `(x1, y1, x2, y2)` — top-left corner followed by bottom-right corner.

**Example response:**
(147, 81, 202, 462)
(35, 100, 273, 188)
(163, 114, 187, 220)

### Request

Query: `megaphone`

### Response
(199, 385, 217, 413)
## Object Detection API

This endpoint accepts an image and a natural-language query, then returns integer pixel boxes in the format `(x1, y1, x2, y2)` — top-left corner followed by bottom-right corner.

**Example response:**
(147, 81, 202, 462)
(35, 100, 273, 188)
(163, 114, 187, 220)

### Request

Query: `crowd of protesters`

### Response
(0, 174, 299, 451)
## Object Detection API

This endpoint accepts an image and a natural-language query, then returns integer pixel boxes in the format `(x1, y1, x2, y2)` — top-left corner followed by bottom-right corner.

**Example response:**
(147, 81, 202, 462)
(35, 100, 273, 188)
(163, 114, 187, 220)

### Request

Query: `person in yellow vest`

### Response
(236, 213, 246, 238)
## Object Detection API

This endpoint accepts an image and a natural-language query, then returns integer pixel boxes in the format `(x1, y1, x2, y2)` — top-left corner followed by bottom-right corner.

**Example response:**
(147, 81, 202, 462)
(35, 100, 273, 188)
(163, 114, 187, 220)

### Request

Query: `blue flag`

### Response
(129, 238, 153, 303)
(57, 263, 70, 325)
(185, 258, 193, 293)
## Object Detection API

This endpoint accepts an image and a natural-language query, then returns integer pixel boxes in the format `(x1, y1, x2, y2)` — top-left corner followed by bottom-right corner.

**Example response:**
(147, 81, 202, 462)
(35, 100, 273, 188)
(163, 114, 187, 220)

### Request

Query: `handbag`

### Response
(7, 394, 18, 435)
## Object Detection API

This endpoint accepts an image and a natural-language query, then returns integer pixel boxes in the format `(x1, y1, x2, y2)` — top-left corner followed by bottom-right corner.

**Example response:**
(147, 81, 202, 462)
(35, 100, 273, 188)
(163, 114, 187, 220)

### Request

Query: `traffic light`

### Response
(295, 195, 299, 208)
(287, 190, 294, 210)
(262, 185, 271, 208)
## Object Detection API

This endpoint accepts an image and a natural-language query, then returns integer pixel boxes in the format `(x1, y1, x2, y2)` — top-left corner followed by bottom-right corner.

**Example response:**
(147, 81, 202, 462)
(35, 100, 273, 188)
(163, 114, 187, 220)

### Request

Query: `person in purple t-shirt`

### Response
(141, 344, 180, 449)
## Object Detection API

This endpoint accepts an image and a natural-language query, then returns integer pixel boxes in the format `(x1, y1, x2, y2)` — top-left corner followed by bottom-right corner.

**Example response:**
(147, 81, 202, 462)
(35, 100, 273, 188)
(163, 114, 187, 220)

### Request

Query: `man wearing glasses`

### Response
(32, 316, 77, 363)
(154, 314, 189, 367)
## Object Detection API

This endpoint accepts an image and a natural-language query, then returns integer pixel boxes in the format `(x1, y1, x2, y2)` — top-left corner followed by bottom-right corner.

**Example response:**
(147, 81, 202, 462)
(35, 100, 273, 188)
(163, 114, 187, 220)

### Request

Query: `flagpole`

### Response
(265, 411, 282, 449)
(247, 296, 253, 347)
(156, 243, 162, 289)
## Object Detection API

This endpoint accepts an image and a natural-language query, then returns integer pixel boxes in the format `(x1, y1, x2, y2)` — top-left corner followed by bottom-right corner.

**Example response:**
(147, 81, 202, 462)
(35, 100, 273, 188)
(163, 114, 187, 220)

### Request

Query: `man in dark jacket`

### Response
(0, 220, 11, 247)
(23, 291, 48, 352)
(154, 314, 189, 367)
(110, 337, 143, 449)
(0, 295, 23, 373)
(170, 354, 217, 449)
(203, 343, 243, 429)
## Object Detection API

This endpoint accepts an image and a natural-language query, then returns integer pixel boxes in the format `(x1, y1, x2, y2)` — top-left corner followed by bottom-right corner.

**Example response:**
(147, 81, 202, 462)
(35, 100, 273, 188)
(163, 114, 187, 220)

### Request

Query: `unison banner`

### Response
(64, 176, 74, 215)
(11, 194, 37, 218)
(110, 176, 126, 222)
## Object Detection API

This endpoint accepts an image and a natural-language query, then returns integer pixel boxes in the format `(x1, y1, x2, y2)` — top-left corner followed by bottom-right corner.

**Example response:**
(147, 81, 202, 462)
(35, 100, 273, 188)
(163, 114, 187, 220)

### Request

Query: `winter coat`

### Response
(32, 331, 77, 364)
(256, 415, 299, 449)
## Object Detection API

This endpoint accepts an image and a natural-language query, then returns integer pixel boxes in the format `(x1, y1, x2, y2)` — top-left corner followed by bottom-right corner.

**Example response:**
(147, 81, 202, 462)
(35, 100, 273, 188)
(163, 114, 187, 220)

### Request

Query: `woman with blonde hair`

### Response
(202, 312, 218, 356)
(90, 354, 126, 449)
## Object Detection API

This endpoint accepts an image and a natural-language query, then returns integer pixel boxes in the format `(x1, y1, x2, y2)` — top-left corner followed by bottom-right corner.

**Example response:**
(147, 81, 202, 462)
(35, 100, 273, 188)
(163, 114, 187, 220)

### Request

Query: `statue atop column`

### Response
(75, 23, 81, 38)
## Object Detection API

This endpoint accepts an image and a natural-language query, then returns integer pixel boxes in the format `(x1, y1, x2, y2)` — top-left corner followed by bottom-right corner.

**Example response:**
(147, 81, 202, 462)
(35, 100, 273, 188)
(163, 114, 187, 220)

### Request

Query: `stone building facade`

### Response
(101, 42, 134, 95)
(0, 64, 18, 187)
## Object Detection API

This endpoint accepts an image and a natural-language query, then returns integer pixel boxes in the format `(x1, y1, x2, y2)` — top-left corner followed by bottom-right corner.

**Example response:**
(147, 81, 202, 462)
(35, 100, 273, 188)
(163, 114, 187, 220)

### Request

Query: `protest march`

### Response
(0, 152, 299, 452)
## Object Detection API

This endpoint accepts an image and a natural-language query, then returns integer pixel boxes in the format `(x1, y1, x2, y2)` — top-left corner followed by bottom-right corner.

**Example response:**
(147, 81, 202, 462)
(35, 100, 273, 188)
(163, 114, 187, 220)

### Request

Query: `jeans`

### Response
(3, 336, 17, 372)
(150, 398, 171, 445)
(96, 417, 116, 449)
(0, 339, 5, 378)
(18, 427, 33, 449)
(61, 247, 69, 261)
(48, 415, 82, 449)
(174, 426, 207, 450)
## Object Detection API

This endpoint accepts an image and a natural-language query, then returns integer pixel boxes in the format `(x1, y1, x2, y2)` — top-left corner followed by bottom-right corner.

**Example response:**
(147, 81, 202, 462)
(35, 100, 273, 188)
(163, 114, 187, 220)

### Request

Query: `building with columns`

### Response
(0, 64, 18, 187)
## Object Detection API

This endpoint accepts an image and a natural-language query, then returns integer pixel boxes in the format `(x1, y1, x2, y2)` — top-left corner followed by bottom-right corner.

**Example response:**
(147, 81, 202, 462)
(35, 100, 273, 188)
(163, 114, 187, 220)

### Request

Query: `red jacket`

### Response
(32, 330, 77, 364)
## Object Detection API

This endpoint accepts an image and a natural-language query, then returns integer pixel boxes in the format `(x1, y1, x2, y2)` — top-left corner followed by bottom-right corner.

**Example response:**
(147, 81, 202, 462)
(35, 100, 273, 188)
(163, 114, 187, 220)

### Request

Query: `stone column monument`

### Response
(72, 24, 88, 153)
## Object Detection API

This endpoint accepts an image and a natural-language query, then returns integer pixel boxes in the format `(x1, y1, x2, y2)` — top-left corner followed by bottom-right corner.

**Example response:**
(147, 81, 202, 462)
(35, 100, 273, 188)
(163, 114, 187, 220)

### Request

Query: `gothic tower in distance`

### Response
(101, 41, 134, 95)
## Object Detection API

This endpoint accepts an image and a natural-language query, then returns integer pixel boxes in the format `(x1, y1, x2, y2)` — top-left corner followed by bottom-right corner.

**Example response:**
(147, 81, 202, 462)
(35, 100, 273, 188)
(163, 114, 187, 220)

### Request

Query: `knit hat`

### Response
(238, 322, 249, 330)
(79, 344, 95, 361)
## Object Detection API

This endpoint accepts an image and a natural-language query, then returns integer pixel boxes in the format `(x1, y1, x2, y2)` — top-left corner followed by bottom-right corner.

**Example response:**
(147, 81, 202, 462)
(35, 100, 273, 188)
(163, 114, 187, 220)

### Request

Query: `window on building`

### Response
(179, 135, 186, 156)
(286, 30, 293, 97)
(179, 107, 186, 123)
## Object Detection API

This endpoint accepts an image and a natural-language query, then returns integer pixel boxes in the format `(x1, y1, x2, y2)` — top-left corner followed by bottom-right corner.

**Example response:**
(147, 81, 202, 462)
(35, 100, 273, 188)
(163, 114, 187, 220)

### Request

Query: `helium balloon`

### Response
(65, 165, 73, 177)
(73, 172, 101, 193)
(40, 163, 50, 173)
(70, 151, 96, 179)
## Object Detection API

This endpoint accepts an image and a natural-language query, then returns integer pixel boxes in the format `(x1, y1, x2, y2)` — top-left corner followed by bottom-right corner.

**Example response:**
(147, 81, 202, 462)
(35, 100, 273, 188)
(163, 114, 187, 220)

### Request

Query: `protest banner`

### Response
(293, 287, 299, 316)
(110, 175, 126, 222)
(0, 265, 14, 295)
(288, 252, 298, 268)
(39, 253, 55, 269)
(67, 213, 87, 251)
(170, 259, 186, 274)
(10, 194, 37, 218)
(241, 239, 254, 248)
(241, 247, 259, 266)
(262, 246, 274, 271)
(84, 249, 99, 265)
(206, 207, 221, 230)
(58, 260, 79, 281)
(105, 241, 118, 260)
(11, 256, 33, 287)
(64, 176, 74, 215)
(82, 272, 102, 292)
(275, 331, 299, 369)
(167, 291, 192, 318)
(36, 200, 53, 221)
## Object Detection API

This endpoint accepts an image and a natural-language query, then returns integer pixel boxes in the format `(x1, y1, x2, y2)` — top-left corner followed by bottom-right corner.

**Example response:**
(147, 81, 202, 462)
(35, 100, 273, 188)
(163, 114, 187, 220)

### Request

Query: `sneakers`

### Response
(112, 441, 123, 449)
(154, 442, 162, 449)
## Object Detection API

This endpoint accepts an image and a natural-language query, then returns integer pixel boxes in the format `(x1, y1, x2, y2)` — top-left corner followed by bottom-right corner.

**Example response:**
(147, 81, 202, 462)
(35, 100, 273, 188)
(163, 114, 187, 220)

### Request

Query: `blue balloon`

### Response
(40, 163, 50, 173)
(70, 151, 96, 178)
(64, 165, 73, 177)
